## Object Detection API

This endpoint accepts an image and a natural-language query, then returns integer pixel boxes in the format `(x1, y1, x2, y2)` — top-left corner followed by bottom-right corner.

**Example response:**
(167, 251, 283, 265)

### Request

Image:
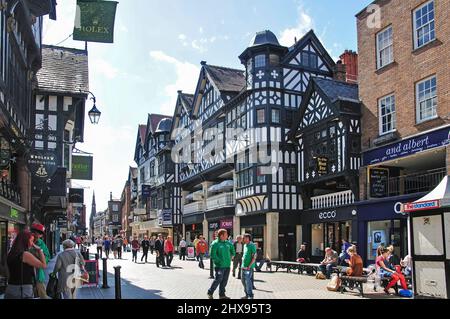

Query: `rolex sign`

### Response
(73, 0, 119, 43)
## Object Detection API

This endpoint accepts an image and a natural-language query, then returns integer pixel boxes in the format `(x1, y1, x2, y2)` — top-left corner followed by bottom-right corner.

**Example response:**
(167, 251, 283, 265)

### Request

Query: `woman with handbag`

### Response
(5, 231, 47, 299)
(52, 239, 88, 299)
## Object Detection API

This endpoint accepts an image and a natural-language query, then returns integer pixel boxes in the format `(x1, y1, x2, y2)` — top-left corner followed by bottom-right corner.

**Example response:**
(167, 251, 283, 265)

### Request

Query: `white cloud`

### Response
(91, 59, 119, 79)
(178, 34, 187, 40)
(149, 51, 199, 113)
(279, 6, 314, 47)
(199, 27, 204, 34)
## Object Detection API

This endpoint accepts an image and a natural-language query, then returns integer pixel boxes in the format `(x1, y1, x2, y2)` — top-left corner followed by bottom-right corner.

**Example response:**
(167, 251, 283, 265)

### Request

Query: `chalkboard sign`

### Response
(370, 168, 389, 198)
(83, 260, 99, 287)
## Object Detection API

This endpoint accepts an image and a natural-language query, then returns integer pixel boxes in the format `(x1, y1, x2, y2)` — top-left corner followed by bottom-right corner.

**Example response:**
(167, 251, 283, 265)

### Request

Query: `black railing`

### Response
(0, 179, 22, 206)
(388, 167, 446, 197)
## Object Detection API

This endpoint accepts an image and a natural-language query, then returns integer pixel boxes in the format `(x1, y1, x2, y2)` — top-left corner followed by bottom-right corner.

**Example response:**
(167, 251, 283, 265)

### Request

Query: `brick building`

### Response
(356, 0, 450, 264)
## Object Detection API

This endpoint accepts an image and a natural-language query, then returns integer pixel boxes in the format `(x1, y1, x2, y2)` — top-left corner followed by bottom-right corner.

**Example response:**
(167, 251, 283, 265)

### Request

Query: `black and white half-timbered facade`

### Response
(290, 76, 361, 262)
(172, 65, 245, 243)
(227, 30, 336, 260)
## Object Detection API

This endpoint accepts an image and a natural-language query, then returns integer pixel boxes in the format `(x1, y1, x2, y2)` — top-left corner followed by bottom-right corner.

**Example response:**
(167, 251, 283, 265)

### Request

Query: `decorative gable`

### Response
(301, 90, 335, 129)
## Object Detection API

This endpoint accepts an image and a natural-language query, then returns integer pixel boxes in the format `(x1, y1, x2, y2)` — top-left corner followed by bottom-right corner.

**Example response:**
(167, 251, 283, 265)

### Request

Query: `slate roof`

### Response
(204, 65, 245, 93)
(313, 77, 359, 103)
(37, 45, 89, 95)
(148, 114, 171, 134)
(138, 125, 147, 146)
(249, 30, 280, 47)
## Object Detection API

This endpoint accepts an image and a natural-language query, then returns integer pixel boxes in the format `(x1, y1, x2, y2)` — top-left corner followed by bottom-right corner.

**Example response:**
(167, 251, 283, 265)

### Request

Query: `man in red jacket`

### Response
(196, 235, 208, 269)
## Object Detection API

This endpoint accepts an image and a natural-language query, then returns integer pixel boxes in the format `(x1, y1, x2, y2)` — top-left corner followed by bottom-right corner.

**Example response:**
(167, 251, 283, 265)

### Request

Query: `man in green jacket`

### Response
(207, 229, 235, 299)
(30, 223, 51, 299)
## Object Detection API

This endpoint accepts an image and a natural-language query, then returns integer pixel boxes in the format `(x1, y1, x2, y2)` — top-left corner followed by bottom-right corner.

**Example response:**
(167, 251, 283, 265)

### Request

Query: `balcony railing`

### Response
(311, 190, 354, 210)
(183, 201, 204, 215)
(387, 167, 446, 197)
(0, 179, 21, 206)
(206, 192, 235, 211)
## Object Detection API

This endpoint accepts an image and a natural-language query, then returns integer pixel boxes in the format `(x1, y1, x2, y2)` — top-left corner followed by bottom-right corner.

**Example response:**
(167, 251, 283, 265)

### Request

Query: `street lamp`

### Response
(81, 90, 102, 125)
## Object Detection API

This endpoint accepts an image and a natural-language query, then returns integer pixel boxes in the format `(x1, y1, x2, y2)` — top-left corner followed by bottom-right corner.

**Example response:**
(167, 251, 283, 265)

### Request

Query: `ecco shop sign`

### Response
(319, 211, 337, 220)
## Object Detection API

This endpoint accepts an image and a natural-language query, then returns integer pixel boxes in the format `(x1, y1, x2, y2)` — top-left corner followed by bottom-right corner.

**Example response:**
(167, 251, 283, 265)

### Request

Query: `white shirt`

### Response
(179, 240, 187, 248)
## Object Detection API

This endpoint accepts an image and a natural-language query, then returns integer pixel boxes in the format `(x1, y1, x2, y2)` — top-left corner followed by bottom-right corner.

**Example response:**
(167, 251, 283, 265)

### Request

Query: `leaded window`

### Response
(257, 109, 265, 124)
(272, 109, 280, 124)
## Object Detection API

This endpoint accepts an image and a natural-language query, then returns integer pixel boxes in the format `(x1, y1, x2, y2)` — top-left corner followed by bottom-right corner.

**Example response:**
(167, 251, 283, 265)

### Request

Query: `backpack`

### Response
(326, 274, 341, 291)
(399, 289, 413, 298)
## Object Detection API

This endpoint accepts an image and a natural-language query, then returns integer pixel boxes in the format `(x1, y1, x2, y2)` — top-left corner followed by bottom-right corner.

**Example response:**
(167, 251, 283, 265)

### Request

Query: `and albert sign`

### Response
(363, 126, 450, 166)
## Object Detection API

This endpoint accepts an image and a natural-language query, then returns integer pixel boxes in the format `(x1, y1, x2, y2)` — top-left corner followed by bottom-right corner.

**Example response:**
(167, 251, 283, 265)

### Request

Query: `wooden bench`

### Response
(266, 261, 303, 273)
(299, 263, 321, 275)
(339, 275, 368, 297)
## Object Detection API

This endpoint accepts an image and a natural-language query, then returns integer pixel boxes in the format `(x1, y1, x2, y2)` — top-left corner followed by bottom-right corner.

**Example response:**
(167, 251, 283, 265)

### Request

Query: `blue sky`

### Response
(42, 0, 372, 219)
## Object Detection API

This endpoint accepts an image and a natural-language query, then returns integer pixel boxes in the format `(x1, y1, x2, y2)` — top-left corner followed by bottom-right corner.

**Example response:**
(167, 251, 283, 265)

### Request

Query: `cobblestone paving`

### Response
(75, 248, 402, 300)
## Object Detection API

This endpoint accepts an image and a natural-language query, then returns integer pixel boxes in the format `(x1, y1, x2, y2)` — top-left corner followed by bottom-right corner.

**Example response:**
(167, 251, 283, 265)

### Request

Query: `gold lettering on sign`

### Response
(317, 157, 328, 175)
(80, 26, 110, 34)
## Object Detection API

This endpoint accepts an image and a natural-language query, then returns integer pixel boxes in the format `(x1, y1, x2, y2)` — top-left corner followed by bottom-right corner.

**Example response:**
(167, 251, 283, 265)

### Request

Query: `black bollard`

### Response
(102, 257, 109, 289)
(114, 266, 122, 299)
(209, 257, 214, 279)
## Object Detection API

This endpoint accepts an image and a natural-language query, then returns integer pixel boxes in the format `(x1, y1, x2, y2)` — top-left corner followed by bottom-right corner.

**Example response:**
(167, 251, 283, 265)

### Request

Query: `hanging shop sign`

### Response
(73, 0, 118, 43)
(317, 157, 328, 175)
(72, 155, 93, 180)
(69, 188, 84, 203)
(403, 200, 441, 213)
(369, 168, 389, 198)
(363, 126, 450, 166)
(28, 151, 58, 180)
(142, 185, 151, 200)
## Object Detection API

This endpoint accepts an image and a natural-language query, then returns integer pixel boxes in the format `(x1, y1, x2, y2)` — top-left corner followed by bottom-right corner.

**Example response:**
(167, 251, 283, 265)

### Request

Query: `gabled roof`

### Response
(313, 78, 359, 104)
(138, 125, 147, 145)
(37, 45, 89, 95)
(289, 77, 360, 139)
(282, 30, 336, 69)
(204, 64, 245, 93)
(146, 114, 172, 136)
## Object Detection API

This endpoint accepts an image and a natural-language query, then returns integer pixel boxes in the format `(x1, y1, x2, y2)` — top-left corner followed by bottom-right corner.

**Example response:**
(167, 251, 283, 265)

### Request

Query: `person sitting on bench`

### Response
(342, 245, 363, 277)
(296, 244, 310, 263)
(376, 248, 408, 295)
(254, 242, 266, 272)
(319, 248, 338, 279)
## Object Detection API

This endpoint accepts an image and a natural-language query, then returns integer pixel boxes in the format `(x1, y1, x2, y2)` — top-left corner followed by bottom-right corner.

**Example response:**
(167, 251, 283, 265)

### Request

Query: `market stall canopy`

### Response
(403, 176, 450, 212)
(208, 184, 221, 193)
(218, 180, 234, 191)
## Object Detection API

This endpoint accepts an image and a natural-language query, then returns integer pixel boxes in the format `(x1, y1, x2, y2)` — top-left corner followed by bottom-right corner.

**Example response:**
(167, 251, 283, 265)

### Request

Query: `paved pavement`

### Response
(72, 247, 402, 300)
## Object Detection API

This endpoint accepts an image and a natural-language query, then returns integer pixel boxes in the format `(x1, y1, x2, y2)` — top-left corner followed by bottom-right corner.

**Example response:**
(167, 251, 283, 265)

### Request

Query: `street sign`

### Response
(72, 155, 93, 180)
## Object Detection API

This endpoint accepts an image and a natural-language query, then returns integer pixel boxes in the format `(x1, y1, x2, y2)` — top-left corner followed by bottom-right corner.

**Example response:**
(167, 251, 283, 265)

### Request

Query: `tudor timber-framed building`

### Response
(170, 30, 362, 260)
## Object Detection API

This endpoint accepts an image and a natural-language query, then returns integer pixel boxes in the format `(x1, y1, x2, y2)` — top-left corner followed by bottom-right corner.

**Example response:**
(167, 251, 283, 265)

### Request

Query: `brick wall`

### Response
(357, 0, 450, 151)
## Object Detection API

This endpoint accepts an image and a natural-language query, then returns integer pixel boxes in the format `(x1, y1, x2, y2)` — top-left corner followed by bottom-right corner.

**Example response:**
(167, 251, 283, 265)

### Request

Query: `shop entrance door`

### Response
(279, 226, 296, 261)
(324, 222, 352, 254)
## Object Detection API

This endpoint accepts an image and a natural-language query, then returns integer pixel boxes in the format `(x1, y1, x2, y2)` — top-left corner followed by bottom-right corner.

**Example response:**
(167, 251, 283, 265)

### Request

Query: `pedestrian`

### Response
(131, 236, 140, 263)
(254, 242, 266, 272)
(115, 236, 123, 259)
(207, 229, 235, 299)
(241, 233, 256, 299)
(193, 235, 200, 261)
(338, 239, 351, 266)
(52, 239, 88, 299)
(164, 236, 174, 267)
(123, 237, 129, 253)
(75, 236, 81, 250)
(232, 235, 244, 279)
(141, 235, 150, 263)
(96, 237, 103, 259)
(4, 231, 47, 299)
(377, 247, 408, 295)
(104, 236, 111, 259)
(29, 223, 51, 299)
(196, 235, 208, 269)
(112, 236, 118, 259)
(149, 236, 156, 255)
(296, 244, 310, 263)
(342, 245, 363, 277)
(179, 238, 187, 260)
(154, 234, 166, 268)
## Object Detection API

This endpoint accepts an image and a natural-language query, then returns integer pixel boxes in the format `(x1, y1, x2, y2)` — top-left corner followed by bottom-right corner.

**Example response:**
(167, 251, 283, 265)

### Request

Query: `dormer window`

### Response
(255, 55, 266, 68)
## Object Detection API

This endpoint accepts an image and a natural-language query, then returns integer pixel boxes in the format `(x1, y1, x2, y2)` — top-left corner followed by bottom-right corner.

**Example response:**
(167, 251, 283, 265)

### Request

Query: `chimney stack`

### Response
(333, 60, 347, 82)
(339, 50, 358, 84)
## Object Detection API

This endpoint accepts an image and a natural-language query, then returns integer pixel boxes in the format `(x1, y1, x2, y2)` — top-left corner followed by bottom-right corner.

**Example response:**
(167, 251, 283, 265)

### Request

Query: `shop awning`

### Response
(403, 175, 450, 212)
(218, 180, 234, 191)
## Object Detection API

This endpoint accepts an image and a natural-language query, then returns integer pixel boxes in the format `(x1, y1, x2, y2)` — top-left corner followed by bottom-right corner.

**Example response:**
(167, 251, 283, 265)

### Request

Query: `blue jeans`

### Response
(241, 269, 254, 298)
(208, 268, 230, 297)
(319, 263, 336, 279)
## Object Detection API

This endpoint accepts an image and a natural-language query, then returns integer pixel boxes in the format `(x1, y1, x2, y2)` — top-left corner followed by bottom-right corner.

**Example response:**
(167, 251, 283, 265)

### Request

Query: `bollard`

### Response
(114, 266, 122, 299)
(102, 257, 109, 289)
(209, 257, 214, 279)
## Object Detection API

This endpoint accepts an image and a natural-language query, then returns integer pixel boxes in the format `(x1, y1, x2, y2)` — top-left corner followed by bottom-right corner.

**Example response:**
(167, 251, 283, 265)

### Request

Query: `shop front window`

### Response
(311, 224, 324, 257)
(367, 220, 397, 261)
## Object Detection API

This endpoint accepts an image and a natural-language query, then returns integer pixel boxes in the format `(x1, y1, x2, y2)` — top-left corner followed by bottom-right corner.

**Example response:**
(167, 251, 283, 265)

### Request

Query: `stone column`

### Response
(202, 217, 208, 238)
(296, 225, 303, 253)
(182, 223, 186, 239)
(233, 215, 240, 237)
(265, 212, 279, 260)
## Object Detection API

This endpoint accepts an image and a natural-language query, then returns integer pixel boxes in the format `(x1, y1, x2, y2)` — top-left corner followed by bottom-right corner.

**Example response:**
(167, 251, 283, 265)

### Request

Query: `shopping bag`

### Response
(316, 272, 327, 280)
(326, 274, 341, 291)
(46, 273, 59, 299)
